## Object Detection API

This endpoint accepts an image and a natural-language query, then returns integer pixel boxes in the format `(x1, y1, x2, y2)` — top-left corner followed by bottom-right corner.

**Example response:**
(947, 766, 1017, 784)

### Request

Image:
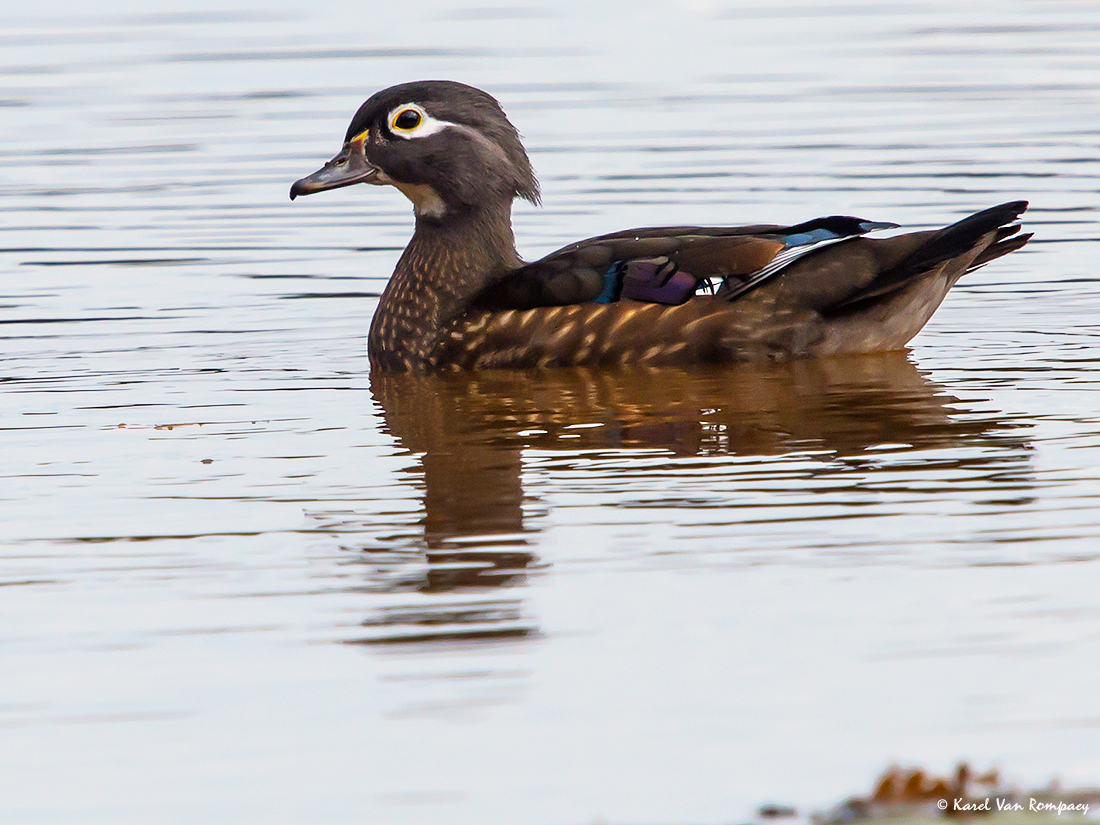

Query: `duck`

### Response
(290, 80, 1030, 372)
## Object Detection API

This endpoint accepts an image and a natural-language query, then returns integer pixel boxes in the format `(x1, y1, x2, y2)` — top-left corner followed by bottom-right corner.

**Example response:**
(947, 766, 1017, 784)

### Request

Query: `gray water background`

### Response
(2, 1, 1099, 823)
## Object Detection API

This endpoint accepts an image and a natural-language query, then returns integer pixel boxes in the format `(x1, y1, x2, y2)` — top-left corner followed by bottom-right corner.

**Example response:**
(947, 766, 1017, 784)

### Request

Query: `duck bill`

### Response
(289, 141, 381, 200)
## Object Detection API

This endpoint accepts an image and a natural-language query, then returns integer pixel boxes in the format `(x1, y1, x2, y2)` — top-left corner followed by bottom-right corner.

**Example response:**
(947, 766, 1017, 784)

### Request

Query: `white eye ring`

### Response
(385, 103, 455, 139)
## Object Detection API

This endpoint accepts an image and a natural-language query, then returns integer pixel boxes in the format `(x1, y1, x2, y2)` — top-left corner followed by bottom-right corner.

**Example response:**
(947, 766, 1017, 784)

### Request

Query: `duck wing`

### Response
(475, 216, 898, 310)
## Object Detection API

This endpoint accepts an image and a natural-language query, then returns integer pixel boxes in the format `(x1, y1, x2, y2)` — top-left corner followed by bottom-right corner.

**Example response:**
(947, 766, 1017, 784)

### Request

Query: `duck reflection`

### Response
(372, 352, 1030, 470)
(350, 354, 1031, 645)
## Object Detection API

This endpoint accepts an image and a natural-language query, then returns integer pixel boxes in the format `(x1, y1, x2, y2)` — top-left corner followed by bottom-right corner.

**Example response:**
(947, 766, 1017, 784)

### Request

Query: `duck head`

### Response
(290, 80, 540, 219)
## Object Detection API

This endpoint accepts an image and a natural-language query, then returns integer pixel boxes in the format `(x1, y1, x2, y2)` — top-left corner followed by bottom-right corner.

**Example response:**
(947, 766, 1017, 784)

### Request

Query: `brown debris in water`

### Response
(870, 763, 1000, 809)
(810, 762, 1098, 824)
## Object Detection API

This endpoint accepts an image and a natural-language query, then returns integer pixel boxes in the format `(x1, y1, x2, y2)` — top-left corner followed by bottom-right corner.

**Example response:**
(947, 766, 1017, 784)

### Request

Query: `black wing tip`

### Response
(783, 215, 892, 237)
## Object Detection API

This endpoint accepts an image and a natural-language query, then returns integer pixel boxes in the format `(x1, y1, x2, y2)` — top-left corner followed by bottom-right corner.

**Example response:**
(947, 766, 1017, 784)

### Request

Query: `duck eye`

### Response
(392, 109, 422, 131)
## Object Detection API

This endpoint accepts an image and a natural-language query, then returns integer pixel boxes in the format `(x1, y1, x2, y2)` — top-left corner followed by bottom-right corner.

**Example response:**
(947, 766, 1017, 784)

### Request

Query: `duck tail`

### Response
(828, 201, 1030, 312)
(906, 200, 1030, 276)
(967, 224, 1033, 271)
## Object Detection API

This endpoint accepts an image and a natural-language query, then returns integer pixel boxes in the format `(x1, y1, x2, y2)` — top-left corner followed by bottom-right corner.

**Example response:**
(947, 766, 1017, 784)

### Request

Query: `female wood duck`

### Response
(290, 80, 1030, 372)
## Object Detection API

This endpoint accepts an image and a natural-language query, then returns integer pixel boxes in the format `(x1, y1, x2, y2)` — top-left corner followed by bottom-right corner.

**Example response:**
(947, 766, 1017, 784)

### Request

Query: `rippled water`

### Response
(3, 1, 1100, 823)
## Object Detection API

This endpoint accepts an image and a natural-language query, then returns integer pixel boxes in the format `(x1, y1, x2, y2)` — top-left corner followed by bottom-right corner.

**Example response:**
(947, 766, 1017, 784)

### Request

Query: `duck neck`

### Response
(369, 203, 522, 371)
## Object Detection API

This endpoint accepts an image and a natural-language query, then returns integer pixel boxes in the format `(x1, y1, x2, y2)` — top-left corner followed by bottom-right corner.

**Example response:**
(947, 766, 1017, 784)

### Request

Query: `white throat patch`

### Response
(393, 181, 448, 218)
